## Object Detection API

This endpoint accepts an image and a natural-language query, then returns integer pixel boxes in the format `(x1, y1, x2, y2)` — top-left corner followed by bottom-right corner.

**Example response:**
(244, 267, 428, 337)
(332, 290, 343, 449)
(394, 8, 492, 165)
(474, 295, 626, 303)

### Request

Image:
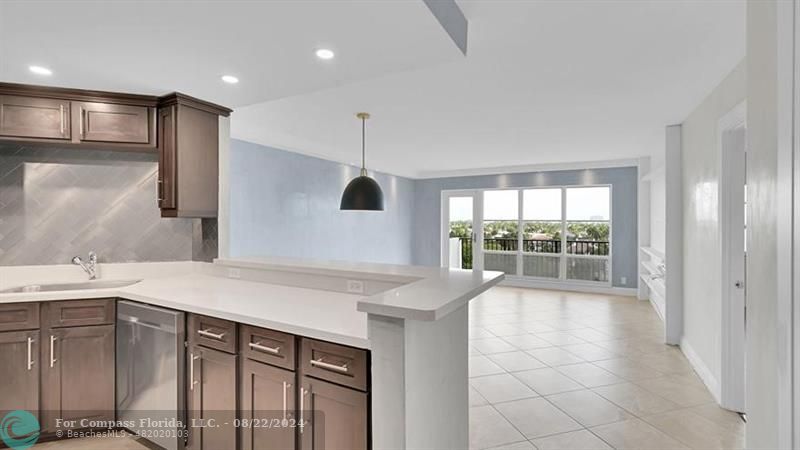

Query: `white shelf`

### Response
(640, 246, 665, 261)
(649, 289, 665, 322)
(641, 260, 662, 275)
(640, 273, 666, 298)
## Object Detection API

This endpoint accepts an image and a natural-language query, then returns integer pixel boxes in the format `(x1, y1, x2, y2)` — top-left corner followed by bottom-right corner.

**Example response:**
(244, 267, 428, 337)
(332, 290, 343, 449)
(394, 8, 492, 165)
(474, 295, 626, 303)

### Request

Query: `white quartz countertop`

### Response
(0, 258, 504, 348)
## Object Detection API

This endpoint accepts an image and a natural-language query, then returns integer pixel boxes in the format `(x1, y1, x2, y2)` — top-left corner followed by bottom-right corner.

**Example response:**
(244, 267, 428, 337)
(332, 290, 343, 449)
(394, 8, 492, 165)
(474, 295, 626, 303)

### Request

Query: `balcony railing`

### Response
(456, 237, 609, 269)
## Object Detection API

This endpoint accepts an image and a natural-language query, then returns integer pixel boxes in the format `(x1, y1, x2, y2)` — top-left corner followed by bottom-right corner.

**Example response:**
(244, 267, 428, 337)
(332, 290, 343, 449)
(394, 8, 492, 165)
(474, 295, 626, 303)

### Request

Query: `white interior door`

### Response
(441, 191, 481, 270)
(720, 104, 747, 413)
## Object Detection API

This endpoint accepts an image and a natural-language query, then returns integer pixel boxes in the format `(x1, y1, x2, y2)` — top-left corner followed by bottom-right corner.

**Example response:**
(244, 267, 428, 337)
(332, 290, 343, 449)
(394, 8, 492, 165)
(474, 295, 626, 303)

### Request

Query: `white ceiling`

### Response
(231, 0, 746, 178)
(0, 1, 462, 107)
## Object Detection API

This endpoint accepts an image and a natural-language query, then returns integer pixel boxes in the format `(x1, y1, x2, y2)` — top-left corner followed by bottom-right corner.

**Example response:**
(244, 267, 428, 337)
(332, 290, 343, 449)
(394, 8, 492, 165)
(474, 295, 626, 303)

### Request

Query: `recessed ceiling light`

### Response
(315, 49, 335, 60)
(29, 65, 52, 76)
(221, 75, 239, 84)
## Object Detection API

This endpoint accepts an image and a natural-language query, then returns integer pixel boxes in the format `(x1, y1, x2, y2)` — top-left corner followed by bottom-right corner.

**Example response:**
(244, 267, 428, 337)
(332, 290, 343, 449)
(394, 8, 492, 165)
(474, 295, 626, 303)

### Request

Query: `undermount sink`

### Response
(0, 279, 142, 294)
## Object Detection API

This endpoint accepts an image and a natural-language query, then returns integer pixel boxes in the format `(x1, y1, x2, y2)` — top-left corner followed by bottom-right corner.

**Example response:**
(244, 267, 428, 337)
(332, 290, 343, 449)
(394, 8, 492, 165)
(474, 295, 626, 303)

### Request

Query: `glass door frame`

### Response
(440, 190, 483, 270)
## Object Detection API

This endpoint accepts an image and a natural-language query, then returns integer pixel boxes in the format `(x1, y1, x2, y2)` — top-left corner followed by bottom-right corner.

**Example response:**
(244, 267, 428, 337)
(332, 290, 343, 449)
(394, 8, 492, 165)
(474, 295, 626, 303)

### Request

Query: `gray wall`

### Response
(229, 139, 415, 265)
(413, 167, 639, 288)
(0, 144, 215, 265)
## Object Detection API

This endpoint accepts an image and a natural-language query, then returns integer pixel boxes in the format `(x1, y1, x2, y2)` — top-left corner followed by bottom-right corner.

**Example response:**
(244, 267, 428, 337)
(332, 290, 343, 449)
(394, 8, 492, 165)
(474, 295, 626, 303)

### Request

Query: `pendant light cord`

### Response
(361, 116, 366, 170)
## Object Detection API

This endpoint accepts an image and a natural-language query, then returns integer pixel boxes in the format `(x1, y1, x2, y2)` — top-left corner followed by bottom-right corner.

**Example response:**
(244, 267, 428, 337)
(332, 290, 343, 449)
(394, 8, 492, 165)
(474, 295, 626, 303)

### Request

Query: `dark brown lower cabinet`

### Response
(299, 377, 368, 450)
(0, 330, 40, 418)
(41, 324, 115, 432)
(188, 344, 238, 450)
(241, 358, 296, 450)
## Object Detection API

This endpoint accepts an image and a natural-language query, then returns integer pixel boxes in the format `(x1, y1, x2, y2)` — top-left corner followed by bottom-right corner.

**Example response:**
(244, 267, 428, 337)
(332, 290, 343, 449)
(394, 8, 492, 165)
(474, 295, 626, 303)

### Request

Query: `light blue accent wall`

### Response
(412, 167, 639, 288)
(229, 139, 415, 265)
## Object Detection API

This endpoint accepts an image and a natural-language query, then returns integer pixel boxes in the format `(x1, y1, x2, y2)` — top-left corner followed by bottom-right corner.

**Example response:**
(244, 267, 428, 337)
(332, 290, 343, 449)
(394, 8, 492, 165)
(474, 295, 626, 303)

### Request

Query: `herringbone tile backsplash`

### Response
(0, 144, 217, 265)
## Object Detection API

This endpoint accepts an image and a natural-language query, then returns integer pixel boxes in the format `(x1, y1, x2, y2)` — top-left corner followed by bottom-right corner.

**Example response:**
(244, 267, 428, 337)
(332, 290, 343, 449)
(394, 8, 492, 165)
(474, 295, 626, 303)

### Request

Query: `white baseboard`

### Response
(500, 277, 638, 297)
(680, 337, 722, 404)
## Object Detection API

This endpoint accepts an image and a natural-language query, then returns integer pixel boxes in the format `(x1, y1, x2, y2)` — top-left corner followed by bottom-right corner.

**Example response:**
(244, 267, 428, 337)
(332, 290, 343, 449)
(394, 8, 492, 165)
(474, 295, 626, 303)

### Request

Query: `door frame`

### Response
(719, 100, 747, 412)
(440, 190, 482, 270)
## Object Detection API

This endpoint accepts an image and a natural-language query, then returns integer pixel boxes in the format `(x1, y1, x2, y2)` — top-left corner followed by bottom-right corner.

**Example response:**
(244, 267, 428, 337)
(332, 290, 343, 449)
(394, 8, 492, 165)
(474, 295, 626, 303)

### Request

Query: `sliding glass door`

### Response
(441, 185, 612, 285)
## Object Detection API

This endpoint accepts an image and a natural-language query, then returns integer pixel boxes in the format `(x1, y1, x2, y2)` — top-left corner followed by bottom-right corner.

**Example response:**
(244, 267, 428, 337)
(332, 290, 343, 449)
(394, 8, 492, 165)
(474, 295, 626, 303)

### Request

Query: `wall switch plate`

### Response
(228, 268, 241, 279)
(346, 280, 365, 294)
(620, 276, 627, 285)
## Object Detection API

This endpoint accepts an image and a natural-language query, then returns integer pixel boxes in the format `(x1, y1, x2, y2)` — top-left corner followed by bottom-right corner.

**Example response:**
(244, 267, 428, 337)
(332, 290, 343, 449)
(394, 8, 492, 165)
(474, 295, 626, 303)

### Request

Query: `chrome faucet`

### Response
(72, 251, 98, 280)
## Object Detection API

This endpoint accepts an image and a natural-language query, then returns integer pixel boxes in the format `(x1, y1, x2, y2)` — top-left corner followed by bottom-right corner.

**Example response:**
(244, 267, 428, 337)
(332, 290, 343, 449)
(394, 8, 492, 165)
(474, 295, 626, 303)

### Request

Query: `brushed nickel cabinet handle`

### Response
(197, 329, 225, 340)
(189, 353, 200, 391)
(249, 341, 280, 354)
(26, 337, 34, 371)
(299, 387, 307, 434)
(59, 105, 64, 135)
(79, 107, 85, 138)
(50, 335, 57, 368)
(282, 381, 291, 421)
(310, 358, 349, 373)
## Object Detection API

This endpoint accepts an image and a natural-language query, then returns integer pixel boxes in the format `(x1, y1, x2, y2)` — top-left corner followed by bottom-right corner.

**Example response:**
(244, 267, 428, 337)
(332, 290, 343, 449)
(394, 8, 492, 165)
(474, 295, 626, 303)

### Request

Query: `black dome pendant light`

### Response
(340, 112, 385, 211)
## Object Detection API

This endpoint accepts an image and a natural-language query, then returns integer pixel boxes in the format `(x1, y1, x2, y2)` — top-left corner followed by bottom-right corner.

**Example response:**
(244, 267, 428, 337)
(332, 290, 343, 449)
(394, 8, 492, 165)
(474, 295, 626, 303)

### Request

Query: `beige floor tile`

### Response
(531, 429, 613, 450)
(592, 382, 681, 416)
(473, 337, 519, 355)
(567, 328, 615, 342)
(633, 352, 695, 375)
(687, 403, 745, 432)
(471, 373, 539, 403)
(559, 343, 620, 362)
(513, 368, 584, 395)
(634, 376, 715, 407)
(536, 331, 587, 346)
(485, 323, 531, 337)
(590, 418, 689, 450)
(641, 409, 745, 450)
(471, 385, 490, 407)
(35, 436, 149, 449)
(470, 405, 527, 450)
(556, 362, 626, 388)
(488, 351, 547, 372)
(494, 397, 583, 439)
(485, 440, 536, 450)
(546, 389, 633, 427)
(501, 334, 553, 350)
(593, 357, 664, 381)
(471, 355, 507, 377)
(527, 347, 585, 366)
(471, 327, 498, 339)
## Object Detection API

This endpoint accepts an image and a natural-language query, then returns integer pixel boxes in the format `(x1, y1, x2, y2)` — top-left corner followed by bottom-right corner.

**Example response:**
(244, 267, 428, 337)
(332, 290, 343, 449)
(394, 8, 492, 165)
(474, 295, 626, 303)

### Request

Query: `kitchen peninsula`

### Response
(0, 257, 503, 450)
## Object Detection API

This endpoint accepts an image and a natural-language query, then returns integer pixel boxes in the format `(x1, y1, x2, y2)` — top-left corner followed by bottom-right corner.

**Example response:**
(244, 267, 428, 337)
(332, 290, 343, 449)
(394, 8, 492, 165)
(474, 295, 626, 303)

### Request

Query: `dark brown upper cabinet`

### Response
(74, 101, 153, 144)
(0, 95, 71, 140)
(0, 82, 157, 150)
(157, 93, 231, 218)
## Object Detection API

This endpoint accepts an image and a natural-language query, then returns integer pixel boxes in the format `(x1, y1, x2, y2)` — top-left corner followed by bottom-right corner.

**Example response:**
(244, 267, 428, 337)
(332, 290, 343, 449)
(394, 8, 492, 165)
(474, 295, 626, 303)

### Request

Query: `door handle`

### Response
(249, 341, 280, 354)
(50, 335, 57, 368)
(197, 329, 225, 341)
(26, 337, 34, 371)
(299, 387, 308, 434)
(282, 381, 292, 421)
(189, 353, 200, 391)
(735, 280, 745, 289)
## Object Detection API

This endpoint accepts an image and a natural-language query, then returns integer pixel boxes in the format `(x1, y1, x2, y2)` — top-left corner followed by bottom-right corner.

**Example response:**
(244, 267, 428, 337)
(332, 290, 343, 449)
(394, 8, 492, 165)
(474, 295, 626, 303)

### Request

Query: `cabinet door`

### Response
(187, 345, 238, 450)
(299, 377, 368, 450)
(75, 101, 151, 144)
(158, 105, 177, 210)
(0, 95, 70, 140)
(0, 330, 39, 419)
(241, 359, 296, 450)
(41, 325, 115, 433)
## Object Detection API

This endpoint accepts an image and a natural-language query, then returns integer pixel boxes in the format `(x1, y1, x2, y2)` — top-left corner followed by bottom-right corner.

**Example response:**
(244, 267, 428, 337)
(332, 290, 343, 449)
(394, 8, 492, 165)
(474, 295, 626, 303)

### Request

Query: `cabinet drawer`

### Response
(43, 299, 115, 328)
(188, 314, 237, 354)
(300, 338, 368, 391)
(240, 325, 296, 370)
(0, 302, 39, 331)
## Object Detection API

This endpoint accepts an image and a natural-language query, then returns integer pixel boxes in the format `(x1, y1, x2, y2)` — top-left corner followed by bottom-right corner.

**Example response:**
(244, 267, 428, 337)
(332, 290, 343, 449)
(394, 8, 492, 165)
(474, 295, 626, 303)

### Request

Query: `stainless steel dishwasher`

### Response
(117, 300, 186, 450)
